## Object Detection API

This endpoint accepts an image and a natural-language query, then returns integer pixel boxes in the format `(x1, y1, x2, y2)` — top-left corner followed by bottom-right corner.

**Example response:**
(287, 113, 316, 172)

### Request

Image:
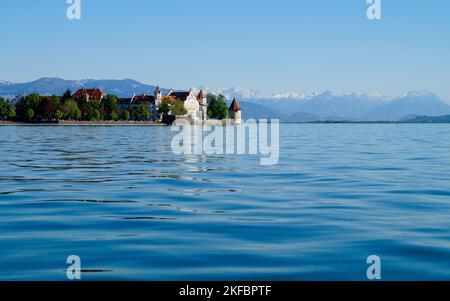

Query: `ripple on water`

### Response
(1, 124, 450, 280)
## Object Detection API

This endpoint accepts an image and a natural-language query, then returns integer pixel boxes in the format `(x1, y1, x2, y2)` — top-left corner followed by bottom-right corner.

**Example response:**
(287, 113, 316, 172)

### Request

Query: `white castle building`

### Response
(156, 87, 208, 121)
(115, 86, 242, 123)
(117, 86, 208, 121)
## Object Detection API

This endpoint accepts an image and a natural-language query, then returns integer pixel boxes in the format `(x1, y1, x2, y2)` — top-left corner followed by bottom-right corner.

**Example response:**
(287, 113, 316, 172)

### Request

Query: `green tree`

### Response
(207, 94, 228, 119)
(5, 103, 16, 120)
(54, 109, 63, 120)
(91, 109, 101, 121)
(120, 109, 131, 120)
(25, 108, 35, 121)
(15, 94, 40, 121)
(110, 111, 118, 121)
(49, 96, 61, 108)
(207, 94, 217, 119)
(0, 97, 12, 120)
(133, 105, 150, 121)
(103, 94, 119, 120)
(84, 100, 101, 121)
(0, 97, 5, 117)
(62, 89, 72, 102)
(99, 102, 106, 120)
(26, 94, 41, 110)
(158, 98, 171, 117)
(216, 94, 229, 120)
(62, 99, 81, 120)
(76, 96, 90, 120)
(172, 99, 187, 116)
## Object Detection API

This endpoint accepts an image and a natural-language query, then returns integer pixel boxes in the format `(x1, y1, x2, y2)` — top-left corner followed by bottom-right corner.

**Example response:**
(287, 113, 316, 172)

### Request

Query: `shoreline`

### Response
(2, 121, 450, 126)
(0, 120, 167, 126)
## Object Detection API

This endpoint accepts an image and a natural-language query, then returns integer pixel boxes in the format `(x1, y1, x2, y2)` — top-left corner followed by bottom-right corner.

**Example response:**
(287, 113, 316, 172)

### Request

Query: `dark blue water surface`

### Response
(1, 124, 450, 280)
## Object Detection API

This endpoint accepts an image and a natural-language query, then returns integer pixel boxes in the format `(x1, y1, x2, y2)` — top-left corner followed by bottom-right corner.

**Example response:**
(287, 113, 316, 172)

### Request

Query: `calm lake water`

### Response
(1, 124, 450, 280)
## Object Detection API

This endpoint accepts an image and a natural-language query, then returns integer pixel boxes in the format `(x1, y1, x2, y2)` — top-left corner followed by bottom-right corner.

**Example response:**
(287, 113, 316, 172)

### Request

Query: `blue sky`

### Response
(1, 0, 449, 99)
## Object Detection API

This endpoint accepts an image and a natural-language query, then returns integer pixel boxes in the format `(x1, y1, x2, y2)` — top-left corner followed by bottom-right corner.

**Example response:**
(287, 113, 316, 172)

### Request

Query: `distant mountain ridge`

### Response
(401, 114, 450, 123)
(2, 78, 449, 122)
(219, 89, 450, 122)
(0, 77, 170, 99)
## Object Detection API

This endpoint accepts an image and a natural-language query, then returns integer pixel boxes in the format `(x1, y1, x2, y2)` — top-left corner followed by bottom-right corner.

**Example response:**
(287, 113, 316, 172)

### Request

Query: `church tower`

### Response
(154, 86, 162, 107)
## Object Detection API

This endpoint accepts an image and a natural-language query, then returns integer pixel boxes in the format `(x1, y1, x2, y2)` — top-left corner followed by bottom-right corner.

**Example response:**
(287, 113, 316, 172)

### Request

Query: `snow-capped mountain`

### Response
(192, 86, 320, 101)
(1, 78, 449, 121)
(270, 92, 318, 100)
(0, 80, 14, 86)
(192, 86, 265, 100)
(363, 90, 450, 121)
(192, 86, 394, 102)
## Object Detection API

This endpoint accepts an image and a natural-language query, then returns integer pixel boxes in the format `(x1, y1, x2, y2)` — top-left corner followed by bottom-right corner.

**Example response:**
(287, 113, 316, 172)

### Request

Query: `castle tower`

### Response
(228, 98, 242, 125)
(197, 90, 207, 120)
(154, 86, 162, 107)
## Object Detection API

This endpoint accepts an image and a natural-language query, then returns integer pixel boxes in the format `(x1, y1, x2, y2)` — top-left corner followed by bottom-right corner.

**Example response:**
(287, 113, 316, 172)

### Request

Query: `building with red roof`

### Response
(72, 88, 105, 102)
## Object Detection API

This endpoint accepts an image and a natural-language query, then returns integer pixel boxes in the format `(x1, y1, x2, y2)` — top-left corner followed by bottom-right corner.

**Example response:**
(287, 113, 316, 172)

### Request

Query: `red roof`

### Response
(118, 95, 155, 105)
(229, 98, 241, 111)
(197, 90, 206, 105)
(73, 88, 104, 101)
(168, 91, 190, 101)
(132, 95, 155, 104)
(117, 98, 133, 105)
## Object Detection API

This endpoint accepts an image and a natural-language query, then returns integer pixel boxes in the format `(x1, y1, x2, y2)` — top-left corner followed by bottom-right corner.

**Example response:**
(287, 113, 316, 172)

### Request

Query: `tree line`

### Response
(0, 90, 230, 122)
(0, 97, 16, 120)
(2, 90, 154, 122)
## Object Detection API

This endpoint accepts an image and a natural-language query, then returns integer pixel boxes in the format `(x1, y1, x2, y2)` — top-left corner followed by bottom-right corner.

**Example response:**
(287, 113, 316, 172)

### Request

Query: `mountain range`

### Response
(0, 78, 171, 99)
(401, 115, 450, 123)
(2, 78, 450, 122)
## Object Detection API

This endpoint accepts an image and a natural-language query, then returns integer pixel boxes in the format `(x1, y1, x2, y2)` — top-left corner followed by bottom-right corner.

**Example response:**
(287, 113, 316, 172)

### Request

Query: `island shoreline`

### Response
(0, 120, 167, 126)
(3, 121, 450, 126)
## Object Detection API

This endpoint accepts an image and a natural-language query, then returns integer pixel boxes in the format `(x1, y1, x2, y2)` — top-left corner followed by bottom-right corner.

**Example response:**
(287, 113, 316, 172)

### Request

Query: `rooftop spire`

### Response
(229, 98, 241, 112)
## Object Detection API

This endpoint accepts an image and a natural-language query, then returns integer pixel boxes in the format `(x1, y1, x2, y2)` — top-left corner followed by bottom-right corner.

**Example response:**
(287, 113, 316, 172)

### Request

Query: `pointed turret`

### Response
(229, 98, 241, 112)
(229, 98, 242, 124)
(197, 90, 207, 105)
